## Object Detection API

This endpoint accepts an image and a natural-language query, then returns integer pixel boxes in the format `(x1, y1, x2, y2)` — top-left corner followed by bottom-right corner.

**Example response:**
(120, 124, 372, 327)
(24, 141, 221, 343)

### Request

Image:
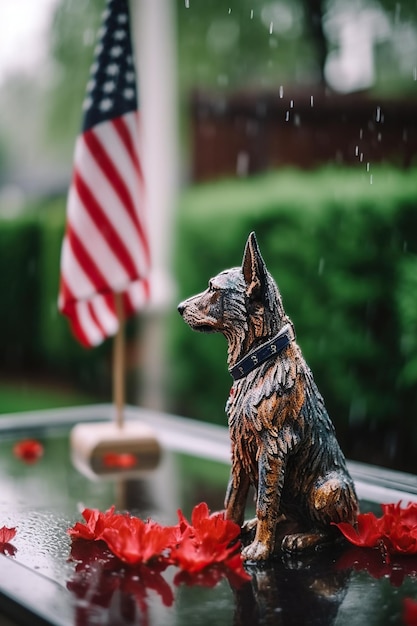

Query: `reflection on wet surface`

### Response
(0, 425, 417, 625)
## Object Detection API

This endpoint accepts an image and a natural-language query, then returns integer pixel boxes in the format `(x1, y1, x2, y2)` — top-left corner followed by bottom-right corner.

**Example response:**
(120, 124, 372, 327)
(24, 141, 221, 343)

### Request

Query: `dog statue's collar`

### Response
(229, 324, 295, 381)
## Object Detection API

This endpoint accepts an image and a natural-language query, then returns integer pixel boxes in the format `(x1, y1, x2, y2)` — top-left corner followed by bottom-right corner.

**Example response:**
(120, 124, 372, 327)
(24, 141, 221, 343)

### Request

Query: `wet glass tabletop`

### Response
(0, 405, 417, 626)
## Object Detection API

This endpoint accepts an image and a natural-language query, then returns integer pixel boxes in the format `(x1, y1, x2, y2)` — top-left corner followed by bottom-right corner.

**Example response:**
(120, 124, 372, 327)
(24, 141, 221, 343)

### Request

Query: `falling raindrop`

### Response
(269, 22, 273, 34)
(290, 99, 294, 108)
(366, 162, 370, 172)
(310, 95, 314, 107)
(414, 67, 417, 81)
(376, 106, 381, 122)
(370, 174, 373, 185)
(228, 7, 232, 14)
(360, 153, 363, 162)
(355, 146, 359, 156)
(285, 111, 290, 122)
(318, 258, 325, 276)
(359, 128, 363, 139)
(185, 0, 189, 7)
(250, 9, 254, 19)
(377, 133, 382, 142)
(279, 85, 284, 98)
(294, 114, 300, 126)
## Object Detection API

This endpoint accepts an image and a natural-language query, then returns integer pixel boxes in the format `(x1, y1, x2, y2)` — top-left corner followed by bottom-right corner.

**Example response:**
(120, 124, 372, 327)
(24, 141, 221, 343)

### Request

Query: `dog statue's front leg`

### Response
(225, 466, 250, 527)
(242, 447, 285, 561)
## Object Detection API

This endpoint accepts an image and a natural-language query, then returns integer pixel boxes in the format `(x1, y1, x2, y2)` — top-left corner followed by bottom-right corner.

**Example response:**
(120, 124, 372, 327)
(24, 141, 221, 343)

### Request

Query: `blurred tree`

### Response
(46, 0, 101, 152)
(44, 0, 416, 155)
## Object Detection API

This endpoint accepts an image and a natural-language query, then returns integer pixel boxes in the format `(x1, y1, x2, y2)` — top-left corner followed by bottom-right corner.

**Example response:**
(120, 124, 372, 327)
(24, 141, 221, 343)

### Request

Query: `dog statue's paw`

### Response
(242, 517, 258, 533)
(281, 531, 327, 553)
(241, 540, 271, 562)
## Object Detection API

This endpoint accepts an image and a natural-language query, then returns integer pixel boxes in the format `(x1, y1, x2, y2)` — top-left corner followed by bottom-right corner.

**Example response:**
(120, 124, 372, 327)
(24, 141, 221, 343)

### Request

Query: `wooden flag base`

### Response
(70, 421, 161, 480)
(70, 293, 160, 479)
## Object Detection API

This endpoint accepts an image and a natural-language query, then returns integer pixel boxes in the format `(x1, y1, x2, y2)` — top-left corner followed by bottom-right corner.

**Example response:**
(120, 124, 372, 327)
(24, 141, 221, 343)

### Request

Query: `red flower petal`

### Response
(68, 502, 247, 580)
(0, 526, 17, 544)
(13, 439, 43, 464)
(171, 504, 242, 573)
(404, 598, 417, 626)
(102, 518, 178, 565)
(333, 512, 383, 548)
(334, 502, 417, 557)
(67, 506, 120, 541)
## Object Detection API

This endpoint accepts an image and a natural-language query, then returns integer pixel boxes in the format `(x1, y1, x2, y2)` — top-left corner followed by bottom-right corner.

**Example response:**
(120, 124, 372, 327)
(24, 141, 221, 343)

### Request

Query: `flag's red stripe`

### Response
(84, 129, 150, 263)
(65, 222, 109, 293)
(87, 300, 108, 339)
(113, 114, 144, 183)
(59, 277, 94, 347)
(70, 315, 95, 348)
(142, 277, 151, 300)
(73, 170, 140, 280)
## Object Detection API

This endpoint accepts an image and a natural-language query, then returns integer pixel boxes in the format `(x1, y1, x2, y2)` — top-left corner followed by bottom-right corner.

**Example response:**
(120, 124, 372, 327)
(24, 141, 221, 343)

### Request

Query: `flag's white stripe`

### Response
(75, 301, 105, 347)
(120, 111, 145, 186)
(78, 131, 148, 276)
(90, 295, 118, 337)
(80, 127, 148, 273)
(60, 229, 96, 302)
(96, 113, 144, 205)
(66, 178, 131, 295)
(127, 280, 148, 311)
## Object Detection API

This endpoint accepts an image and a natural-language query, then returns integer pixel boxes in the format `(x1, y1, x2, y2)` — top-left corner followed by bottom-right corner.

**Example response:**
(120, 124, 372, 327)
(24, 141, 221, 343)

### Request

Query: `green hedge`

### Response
(169, 167, 417, 469)
(0, 216, 41, 368)
(0, 199, 112, 394)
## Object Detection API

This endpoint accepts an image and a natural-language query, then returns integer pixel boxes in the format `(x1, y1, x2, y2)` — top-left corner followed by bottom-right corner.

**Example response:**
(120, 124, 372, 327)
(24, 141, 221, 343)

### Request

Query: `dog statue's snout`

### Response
(177, 302, 186, 317)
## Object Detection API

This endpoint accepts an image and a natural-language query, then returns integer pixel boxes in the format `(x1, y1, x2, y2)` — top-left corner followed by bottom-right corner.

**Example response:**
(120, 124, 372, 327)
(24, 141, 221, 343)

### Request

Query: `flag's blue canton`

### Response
(82, 0, 137, 132)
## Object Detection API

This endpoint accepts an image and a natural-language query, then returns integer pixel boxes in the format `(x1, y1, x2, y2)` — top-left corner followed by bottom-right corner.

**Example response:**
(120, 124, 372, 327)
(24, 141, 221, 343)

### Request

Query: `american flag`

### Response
(58, 0, 150, 347)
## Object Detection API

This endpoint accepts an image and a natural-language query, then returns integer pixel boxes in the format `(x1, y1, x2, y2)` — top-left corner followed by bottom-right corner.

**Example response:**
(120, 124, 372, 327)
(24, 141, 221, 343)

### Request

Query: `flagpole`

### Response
(113, 292, 125, 429)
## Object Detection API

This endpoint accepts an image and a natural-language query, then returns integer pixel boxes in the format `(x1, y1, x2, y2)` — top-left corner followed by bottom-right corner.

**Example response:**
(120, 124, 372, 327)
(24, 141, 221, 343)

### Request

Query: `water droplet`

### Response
(413, 66, 417, 81)
(228, 7, 232, 14)
(370, 174, 373, 185)
(310, 95, 314, 107)
(285, 111, 290, 122)
(294, 114, 300, 126)
(376, 106, 381, 122)
(250, 9, 254, 19)
(279, 85, 284, 98)
(269, 22, 273, 34)
(360, 153, 363, 162)
(290, 99, 294, 108)
(377, 133, 382, 142)
(366, 162, 370, 172)
(359, 128, 363, 139)
(355, 146, 359, 156)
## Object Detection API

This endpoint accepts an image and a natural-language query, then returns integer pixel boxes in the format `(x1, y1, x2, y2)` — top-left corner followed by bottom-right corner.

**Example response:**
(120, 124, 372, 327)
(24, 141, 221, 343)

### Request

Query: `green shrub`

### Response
(0, 199, 111, 396)
(169, 167, 417, 467)
(0, 214, 41, 368)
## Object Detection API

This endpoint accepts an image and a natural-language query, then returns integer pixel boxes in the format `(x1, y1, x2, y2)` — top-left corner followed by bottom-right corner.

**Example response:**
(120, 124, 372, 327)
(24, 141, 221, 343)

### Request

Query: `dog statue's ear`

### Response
(242, 232, 268, 301)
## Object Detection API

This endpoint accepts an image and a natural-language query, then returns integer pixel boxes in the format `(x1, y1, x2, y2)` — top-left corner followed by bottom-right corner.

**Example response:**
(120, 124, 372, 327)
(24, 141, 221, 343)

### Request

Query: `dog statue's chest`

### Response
(226, 373, 288, 442)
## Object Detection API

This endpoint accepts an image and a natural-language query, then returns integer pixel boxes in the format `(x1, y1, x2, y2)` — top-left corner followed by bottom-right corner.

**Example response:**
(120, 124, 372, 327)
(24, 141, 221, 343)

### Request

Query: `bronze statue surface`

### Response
(178, 232, 358, 561)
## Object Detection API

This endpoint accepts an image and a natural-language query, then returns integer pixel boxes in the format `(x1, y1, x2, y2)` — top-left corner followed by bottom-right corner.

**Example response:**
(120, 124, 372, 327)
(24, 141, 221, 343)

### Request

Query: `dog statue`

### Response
(178, 232, 358, 561)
